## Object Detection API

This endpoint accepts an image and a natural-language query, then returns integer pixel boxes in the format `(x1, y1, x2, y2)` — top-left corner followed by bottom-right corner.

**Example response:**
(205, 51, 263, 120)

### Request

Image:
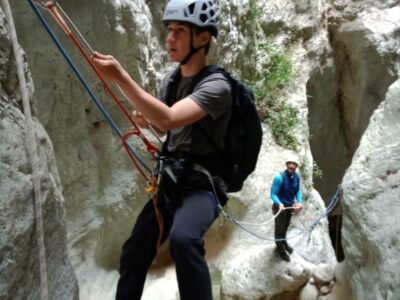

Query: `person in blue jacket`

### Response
(271, 155, 303, 262)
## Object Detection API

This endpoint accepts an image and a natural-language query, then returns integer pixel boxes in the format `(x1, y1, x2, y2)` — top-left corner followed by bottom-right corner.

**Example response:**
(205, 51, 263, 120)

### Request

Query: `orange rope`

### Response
(146, 176, 163, 252)
(44, 1, 159, 180)
(44, 1, 165, 250)
(151, 193, 164, 252)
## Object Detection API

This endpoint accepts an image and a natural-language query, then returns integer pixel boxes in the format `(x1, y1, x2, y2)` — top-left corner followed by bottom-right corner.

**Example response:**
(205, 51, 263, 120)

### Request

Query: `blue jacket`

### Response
(271, 171, 303, 206)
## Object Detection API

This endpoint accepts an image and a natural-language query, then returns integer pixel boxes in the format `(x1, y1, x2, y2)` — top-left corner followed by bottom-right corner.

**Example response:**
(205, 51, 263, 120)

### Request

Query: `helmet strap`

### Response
(180, 25, 207, 65)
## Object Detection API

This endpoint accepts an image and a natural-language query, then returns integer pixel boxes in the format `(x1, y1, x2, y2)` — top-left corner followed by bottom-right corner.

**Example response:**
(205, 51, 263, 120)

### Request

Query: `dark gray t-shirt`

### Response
(158, 69, 231, 155)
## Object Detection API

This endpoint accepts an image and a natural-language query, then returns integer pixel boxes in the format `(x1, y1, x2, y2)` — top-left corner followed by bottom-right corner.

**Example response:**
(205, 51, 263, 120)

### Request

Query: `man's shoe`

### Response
(285, 244, 293, 254)
(275, 248, 290, 262)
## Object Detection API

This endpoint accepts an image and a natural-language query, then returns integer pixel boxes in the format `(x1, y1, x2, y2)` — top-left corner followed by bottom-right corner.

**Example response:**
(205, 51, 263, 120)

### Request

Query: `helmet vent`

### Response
(188, 3, 195, 14)
(202, 3, 208, 10)
(200, 13, 208, 23)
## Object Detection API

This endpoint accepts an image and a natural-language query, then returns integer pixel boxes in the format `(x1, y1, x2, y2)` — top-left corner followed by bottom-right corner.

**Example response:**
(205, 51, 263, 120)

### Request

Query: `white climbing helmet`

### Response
(163, 0, 219, 37)
(286, 154, 300, 166)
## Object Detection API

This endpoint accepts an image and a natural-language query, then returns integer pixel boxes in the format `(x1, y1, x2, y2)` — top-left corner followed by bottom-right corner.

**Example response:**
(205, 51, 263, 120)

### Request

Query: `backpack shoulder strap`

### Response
(164, 67, 182, 107)
(190, 64, 227, 153)
(161, 67, 181, 155)
(165, 65, 223, 105)
(162, 65, 223, 154)
(189, 64, 224, 90)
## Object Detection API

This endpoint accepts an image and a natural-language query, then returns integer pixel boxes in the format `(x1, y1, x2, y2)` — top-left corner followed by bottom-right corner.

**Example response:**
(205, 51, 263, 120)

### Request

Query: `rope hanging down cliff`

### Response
(2, 0, 48, 299)
(28, 0, 159, 185)
(27, 0, 166, 250)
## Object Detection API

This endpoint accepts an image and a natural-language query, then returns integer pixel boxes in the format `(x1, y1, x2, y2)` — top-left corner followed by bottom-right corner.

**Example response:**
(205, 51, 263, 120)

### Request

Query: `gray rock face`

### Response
(342, 79, 400, 300)
(312, 263, 334, 284)
(2, 0, 400, 299)
(221, 246, 311, 299)
(0, 7, 78, 300)
(308, 3, 400, 200)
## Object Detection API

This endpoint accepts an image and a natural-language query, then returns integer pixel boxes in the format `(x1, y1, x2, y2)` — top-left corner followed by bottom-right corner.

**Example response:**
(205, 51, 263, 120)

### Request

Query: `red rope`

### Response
(151, 192, 164, 251)
(45, 2, 159, 180)
(45, 1, 166, 251)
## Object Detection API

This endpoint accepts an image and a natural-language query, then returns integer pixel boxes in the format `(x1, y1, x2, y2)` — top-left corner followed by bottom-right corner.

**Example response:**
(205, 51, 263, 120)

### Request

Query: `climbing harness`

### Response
(27, 0, 159, 186)
(2, 0, 48, 299)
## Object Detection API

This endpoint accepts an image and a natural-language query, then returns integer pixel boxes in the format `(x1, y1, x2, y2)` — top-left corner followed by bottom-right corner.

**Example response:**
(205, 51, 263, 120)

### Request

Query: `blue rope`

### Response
(218, 185, 342, 242)
(27, 0, 152, 174)
(219, 207, 307, 242)
(307, 185, 342, 229)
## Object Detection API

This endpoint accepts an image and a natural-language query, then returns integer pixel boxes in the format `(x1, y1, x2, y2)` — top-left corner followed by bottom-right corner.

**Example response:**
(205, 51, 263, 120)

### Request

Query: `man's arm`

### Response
(271, 174, 283, 206)
(91, 52, 207, 132)
(294, 176, 303, 210)
(296, 185, 303, 203)
(131, 110, 166, 139)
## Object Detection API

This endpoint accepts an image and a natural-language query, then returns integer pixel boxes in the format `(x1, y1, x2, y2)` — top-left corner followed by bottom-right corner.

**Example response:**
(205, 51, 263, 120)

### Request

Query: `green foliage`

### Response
(313, 161, 323, 180)
(247, 40, 298, 149)
(259, 43, 294, 97)
(265, 102, 298, 148)
(249, 5, 262, 20)
(248, 0, 260, 19)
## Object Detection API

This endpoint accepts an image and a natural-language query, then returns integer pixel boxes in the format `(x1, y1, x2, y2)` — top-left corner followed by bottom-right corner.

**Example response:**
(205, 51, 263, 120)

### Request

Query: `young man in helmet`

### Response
(270, 156, 303, 262)
(92, 0, 230, 299)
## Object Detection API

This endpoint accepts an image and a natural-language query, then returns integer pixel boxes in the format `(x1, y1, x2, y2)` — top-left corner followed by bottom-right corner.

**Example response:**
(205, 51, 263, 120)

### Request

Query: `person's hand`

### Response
(294, 202, 303, 213)
(132, 110, 150, 128)
(279, 203, 285, 211)
(91, 51, 125, 83)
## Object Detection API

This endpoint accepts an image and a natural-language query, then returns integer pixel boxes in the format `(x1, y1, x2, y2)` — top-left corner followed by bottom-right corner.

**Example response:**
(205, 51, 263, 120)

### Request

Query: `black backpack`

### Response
(164, 64, 263, 193)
